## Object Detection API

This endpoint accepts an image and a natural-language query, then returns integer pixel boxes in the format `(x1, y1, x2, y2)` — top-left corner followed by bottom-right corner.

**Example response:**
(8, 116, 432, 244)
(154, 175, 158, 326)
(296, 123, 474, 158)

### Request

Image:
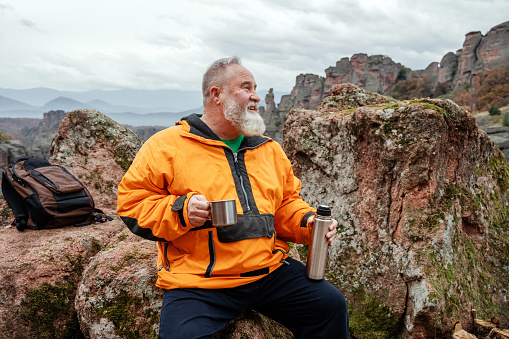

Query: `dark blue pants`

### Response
(158, 257, 349, 338)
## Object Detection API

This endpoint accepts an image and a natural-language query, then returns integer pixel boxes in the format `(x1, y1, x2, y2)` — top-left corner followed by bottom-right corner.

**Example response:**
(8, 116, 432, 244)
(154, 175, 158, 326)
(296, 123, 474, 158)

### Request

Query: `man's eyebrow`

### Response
(241, 80, 257, 88)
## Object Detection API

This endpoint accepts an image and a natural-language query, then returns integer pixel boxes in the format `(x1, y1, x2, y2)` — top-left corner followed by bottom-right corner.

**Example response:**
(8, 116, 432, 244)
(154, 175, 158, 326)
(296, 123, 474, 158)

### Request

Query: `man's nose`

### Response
(250, 91, 260, 103)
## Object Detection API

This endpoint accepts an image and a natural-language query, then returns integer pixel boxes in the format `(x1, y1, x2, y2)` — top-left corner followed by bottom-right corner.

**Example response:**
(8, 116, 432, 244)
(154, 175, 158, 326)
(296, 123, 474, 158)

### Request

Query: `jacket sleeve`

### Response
(117, 137, 195, 242)
(273, 149, 316, 245)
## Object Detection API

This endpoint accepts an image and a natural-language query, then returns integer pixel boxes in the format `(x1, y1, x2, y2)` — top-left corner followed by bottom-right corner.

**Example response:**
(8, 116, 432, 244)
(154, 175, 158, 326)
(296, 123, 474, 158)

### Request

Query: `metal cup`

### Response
(209, 199, 237, 226)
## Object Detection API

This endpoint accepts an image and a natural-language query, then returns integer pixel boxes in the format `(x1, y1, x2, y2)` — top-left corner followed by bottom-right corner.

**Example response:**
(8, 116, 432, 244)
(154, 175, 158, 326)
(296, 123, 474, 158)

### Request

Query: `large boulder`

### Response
(283, 83, 509, 338)
(50, 109, 143, 211)
(0, 109, 139, 337)
(75, 232, 162, 338)
(0, 220, 125, 338)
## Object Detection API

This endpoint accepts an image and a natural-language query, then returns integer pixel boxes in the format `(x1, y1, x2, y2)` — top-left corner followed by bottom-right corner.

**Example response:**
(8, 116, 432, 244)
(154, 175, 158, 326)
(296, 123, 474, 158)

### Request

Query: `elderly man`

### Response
(117, 56, 349, 338)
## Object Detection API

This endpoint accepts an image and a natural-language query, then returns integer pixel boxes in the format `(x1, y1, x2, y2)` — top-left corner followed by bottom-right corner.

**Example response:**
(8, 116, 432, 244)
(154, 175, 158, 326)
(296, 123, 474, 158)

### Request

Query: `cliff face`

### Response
(283, 84, 509, 338)
(454, 21, 509, 90)
(275, 21, 509, 113)
(324, 54, 403, 96)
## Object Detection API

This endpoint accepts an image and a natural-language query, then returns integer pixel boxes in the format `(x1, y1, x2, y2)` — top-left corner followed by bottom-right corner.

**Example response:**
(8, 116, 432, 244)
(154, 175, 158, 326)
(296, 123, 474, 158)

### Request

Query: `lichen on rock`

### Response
(50, 109, 143, 210)
(76, 232, 162, 339)
(283, 83, 509, 338)
(316, 83, 397, 113)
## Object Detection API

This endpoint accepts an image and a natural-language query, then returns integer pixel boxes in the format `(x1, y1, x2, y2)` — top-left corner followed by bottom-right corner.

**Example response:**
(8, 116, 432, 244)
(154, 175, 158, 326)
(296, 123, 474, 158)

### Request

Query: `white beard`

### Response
(223, 97, 266, 136)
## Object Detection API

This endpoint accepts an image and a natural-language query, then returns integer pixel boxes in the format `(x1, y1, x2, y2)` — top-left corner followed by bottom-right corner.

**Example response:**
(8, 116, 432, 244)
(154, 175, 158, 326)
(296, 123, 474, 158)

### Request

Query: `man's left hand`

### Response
(307, 215, 338, 247)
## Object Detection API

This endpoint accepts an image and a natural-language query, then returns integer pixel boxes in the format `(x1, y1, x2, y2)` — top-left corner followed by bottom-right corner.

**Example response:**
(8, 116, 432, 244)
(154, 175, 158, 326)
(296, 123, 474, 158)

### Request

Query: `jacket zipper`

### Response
(205, 230, 216, 277)
(163, 243, 170, 271)
(233, 152, 251, 212)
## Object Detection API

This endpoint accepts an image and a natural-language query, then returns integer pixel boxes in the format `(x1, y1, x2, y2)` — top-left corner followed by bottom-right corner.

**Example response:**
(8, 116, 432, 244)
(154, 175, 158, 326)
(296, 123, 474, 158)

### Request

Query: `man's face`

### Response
(221, 65, 265, 136)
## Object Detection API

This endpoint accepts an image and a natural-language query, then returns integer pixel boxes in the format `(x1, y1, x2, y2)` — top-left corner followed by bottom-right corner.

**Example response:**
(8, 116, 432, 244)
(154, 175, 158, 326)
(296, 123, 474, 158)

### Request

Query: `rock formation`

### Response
(0, 139, 30, 169)
(261, 88, 286, 142)
(283, 83, 509, 338)
(50, 109, 143, 210)
(275, 21, 509, 114)
(0, 214, 126, 338)
(454, 22, 509, 91)
(19, 110, 67, 160)
(279, 74, 325, 111)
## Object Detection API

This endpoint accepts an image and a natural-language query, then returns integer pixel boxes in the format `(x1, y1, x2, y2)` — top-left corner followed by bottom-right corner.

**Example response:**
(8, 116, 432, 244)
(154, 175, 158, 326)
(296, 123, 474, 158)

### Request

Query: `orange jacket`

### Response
(117, 114, 316, 289)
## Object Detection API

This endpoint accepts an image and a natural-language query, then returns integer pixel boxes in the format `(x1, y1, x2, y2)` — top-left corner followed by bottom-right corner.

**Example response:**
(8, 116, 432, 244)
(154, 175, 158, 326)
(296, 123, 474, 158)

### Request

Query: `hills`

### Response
(0, 88, 286, 127)
(0, 91, 203, 126)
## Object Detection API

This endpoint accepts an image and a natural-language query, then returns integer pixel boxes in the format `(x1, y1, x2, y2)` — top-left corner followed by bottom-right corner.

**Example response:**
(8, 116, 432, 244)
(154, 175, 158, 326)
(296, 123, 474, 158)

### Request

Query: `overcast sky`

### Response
(0, 0, 508, 94)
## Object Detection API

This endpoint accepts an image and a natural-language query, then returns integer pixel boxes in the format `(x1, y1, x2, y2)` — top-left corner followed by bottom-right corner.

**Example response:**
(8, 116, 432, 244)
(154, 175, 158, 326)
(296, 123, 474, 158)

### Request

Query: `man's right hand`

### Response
(187, 195, 210, 227)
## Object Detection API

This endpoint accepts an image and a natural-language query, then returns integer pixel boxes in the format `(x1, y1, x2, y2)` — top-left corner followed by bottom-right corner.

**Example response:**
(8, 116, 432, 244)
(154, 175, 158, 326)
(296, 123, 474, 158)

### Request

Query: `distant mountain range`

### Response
(0, 87, 285, 126)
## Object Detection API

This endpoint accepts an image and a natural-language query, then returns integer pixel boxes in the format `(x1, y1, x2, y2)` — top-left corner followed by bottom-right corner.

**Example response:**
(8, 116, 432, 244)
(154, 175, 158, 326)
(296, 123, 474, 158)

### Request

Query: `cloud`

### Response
(19, 18, 40, 30)
(0, 0, 508, 93)
(0, 3, 13, 12)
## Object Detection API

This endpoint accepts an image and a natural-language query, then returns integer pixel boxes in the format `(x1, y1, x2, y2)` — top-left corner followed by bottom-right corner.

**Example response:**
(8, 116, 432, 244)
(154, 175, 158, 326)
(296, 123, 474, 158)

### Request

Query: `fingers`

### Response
(325, 219, 338, 247)
(187, 195, 210, 227)
(307, 214, 316, 226)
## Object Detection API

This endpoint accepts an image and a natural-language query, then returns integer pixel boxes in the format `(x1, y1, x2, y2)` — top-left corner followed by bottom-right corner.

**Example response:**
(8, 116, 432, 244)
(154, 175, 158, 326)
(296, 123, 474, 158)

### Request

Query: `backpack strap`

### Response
(1, 171, 30, 231)
(92, 208, 113, 223)
(74, 208, 113, 227)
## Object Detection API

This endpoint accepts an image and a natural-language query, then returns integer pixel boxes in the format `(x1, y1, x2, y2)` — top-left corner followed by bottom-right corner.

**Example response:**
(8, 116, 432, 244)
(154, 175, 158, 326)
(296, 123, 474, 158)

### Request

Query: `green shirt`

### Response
(221, 135, 245, 153)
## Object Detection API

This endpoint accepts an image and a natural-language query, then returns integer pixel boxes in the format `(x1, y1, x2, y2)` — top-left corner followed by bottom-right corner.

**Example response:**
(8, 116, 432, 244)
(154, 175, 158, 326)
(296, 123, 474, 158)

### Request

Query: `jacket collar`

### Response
(178, 113, 272, 149)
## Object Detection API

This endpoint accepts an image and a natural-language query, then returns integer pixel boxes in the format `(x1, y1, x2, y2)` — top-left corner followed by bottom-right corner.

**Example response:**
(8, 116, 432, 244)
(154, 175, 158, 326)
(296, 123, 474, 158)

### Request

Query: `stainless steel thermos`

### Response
(306, 205, 332, 280)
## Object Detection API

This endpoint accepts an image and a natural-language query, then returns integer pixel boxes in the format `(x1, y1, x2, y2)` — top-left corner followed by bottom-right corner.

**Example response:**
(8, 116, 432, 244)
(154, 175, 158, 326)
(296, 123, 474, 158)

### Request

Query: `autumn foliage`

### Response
(452, 67, 509, 111)
(391, 77, 452, 100)
(389, 67, 509, 112)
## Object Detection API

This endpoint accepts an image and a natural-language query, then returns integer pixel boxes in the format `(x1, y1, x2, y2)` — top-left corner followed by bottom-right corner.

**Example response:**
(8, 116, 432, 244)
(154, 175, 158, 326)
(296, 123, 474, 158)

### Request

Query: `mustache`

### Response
(247, 101, 258, 110)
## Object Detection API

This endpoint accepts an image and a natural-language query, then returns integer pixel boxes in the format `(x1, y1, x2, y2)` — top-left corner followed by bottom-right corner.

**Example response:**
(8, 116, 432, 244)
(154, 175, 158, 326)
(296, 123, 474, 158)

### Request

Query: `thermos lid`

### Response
(316, 205, 331, 217)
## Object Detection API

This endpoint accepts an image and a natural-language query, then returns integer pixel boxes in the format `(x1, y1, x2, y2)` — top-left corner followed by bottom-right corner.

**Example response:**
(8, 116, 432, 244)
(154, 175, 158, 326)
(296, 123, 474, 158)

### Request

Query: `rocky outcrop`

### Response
(324, 54, 404, 96)
(278, 55, 403, 113)
(75, 232, 163, 338)
(279, 73, 325, 111)
(261, 88, 287, 143)
(454, 21, 509, 91)
(1, 110, 162, 168)
(0, 111, 67, 168)
(283, 84, 509, 338)
(438, 52, 459, 84)
(19, 110, 67, 160)
(50, 109, 143, 210)
(0, 139, 29, 169)
(276, 21, 509, 112)
(0, 213, 126, 338)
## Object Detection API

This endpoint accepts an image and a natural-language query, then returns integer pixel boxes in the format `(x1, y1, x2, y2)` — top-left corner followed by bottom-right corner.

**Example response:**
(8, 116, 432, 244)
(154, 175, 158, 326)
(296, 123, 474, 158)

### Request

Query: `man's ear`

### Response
(210, 86, 221, 105)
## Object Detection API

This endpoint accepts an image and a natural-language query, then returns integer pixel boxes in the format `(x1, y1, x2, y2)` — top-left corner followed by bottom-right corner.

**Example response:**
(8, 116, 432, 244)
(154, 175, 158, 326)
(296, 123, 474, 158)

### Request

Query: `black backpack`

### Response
(1, 157, 112, 231)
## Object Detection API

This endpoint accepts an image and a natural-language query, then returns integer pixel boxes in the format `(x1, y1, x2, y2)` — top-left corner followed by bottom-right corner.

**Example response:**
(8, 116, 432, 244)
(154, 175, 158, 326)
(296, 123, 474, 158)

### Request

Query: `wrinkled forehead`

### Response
(225, 64, 256, 87)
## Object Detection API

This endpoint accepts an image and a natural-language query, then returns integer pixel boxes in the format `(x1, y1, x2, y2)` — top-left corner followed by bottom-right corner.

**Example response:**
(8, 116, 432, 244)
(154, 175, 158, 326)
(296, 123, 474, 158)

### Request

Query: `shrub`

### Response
(0, 130, 11, 142)
(503, 112, 509, 126)
(489, 105, 501, 116)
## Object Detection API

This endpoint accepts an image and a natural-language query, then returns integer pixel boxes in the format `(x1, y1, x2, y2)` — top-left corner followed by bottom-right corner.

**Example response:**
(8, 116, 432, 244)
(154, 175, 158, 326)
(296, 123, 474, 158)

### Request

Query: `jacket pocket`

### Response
(216, 213, 274, 243)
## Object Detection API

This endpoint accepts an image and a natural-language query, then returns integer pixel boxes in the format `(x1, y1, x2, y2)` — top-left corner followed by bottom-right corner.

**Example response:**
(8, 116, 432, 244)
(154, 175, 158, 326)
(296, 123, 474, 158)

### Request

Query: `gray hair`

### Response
(202, 56, 242, 98)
